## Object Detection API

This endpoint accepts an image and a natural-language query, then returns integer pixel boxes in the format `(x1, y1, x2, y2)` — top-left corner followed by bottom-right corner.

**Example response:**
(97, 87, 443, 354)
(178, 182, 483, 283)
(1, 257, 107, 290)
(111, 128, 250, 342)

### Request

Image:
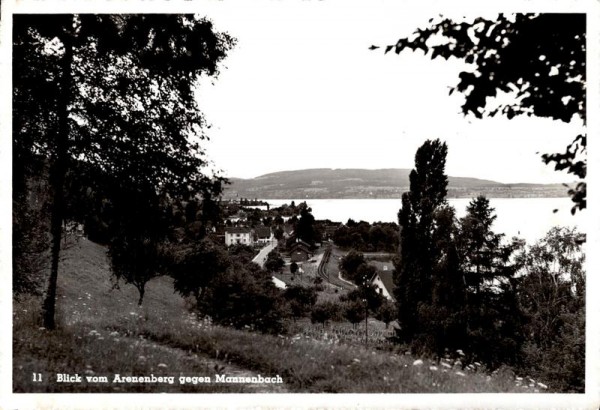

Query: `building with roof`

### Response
(254, 226, 273, 244)
(225, 227, 253, 246)
(289, 241, 313, 263)
(370, 267, 395, 302)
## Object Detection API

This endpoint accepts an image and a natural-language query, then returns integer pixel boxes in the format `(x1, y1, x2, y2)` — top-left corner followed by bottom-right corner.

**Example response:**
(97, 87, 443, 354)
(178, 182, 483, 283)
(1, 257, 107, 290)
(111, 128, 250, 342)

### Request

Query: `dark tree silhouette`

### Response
(283, 285, 318, 322)
(201, 263, 285, 334)
(393, 139, 466, 354)
(377, 13, 586, 213)
(265, 250, 285, 273)
(457, 196, 525, 366)
(13, 14, 234, 328)
(338, 250, 366, 284)
(311, 301, 341, 329)
(296, 206, 317, 244)
(169, 239, 231, 307)
(375, 300, 396, 329)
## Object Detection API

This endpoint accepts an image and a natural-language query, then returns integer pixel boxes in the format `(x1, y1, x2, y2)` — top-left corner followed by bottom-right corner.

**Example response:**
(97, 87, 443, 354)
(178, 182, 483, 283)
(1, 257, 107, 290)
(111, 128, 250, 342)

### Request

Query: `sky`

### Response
(192, 2, 585, 183)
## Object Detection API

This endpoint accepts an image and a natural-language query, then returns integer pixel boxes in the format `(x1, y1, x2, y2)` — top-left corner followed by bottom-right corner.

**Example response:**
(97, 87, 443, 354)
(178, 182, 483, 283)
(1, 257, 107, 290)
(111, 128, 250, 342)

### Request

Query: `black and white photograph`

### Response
(2, 0, 599, 408)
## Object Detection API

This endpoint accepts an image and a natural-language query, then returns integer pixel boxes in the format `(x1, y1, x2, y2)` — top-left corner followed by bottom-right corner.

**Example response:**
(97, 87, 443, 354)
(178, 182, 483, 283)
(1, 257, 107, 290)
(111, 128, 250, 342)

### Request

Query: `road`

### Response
(251, 241, 277, 268)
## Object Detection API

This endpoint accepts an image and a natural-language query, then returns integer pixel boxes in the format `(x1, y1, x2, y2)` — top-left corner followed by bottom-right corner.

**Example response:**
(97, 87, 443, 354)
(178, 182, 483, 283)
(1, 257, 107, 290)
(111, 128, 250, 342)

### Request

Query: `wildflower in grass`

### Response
(537, 382, 548, 389)
(413, 359, 423, 366)
(429, 366, 438, 371)
(455, 371, 466, 377)
(158, 363, 167, 368)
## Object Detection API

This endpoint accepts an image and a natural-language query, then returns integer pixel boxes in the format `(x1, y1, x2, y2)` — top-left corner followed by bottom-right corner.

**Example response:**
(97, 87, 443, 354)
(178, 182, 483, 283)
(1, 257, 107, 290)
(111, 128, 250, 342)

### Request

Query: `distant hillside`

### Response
(223, 168, 568, 199)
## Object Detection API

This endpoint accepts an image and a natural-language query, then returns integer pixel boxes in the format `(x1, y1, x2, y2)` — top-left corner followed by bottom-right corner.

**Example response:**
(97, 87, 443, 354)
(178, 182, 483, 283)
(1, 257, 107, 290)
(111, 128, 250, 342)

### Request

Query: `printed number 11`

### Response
(32, 373, 42, 382)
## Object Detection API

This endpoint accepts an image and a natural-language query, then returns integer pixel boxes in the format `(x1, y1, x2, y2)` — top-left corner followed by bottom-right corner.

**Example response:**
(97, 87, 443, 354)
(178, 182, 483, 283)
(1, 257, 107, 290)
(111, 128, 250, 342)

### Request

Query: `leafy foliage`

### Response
(457, 196, 525, 366)
(342, 283, 385, 314)
(333, 221, 399, 252)
(13, 14, 234, 327)
(12, 156, 52, 297)
(379, 13, 586, 212)
(375, 300, 396, 328)
(338, 250, 366, 284)
(198, 263, 285, 334)
(283, 285, 318, 322)
(515, 227, 585, 392)
(394, 139, 458, 353)
(391, 141, 584, 390)
(169, 239, 231, 304)
(227, 243, 257, 265)
(265, 249, 285, 273)
(295, 205, 318, 244)
(311, 301, 342, 329)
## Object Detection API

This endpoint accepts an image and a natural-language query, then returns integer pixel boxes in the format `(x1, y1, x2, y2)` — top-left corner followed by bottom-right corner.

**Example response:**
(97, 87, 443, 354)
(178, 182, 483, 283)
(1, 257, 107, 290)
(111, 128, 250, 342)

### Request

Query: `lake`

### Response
(261, 198, 585, 244)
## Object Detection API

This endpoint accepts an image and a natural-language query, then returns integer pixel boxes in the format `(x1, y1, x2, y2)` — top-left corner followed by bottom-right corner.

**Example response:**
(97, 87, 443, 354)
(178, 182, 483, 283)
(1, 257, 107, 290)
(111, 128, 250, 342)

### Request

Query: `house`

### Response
(289, 241, 313, 263)
(254, 226, 273, 244)
(225, 227, 253, 246)
(371, 267, 395, 301)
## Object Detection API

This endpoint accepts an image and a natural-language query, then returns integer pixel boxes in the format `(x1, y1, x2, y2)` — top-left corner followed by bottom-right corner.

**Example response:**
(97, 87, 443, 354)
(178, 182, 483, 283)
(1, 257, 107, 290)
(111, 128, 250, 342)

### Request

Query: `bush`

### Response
(283, 285, 318, 321)
(201, 264, 285, 334)
(311, 301, 342, 328)
(265, 249, 285, 273)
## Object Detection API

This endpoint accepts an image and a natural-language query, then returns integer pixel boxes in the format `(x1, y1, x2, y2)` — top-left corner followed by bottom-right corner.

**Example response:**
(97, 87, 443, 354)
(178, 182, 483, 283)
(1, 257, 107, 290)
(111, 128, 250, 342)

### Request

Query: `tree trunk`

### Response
(137, 285, 145, 306)
(42, 24, 73, 330)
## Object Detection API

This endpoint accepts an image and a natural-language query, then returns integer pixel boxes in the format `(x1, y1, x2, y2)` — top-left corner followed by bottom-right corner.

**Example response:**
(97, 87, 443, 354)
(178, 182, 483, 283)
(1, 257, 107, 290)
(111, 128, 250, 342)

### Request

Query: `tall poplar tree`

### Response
(394, 139, 465, 353)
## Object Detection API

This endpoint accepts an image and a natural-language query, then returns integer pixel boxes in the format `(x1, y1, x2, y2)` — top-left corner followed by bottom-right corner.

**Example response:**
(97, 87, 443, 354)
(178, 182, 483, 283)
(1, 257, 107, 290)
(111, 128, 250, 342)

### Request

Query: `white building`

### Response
(370, 267, 395, 301)
(225, 227, 253, 246)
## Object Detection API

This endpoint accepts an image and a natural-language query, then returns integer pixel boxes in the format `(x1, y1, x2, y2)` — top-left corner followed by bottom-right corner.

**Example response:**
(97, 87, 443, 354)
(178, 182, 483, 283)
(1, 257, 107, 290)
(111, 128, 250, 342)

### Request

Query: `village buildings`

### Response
(224, 227, 253, 246)
(224, 226, 274, 247)
(370, 266, 395, 301)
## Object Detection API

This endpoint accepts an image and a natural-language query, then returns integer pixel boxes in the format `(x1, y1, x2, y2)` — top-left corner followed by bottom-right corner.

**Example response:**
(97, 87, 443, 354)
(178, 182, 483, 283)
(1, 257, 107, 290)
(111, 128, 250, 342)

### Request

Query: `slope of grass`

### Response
(14, 237, 540, 393)
(13, 238, 269, 393)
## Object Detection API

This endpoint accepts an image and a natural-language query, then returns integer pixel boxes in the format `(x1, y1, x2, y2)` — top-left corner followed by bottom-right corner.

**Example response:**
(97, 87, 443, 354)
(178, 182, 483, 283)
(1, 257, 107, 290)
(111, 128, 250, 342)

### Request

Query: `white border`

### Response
(1, 0, 599, 409)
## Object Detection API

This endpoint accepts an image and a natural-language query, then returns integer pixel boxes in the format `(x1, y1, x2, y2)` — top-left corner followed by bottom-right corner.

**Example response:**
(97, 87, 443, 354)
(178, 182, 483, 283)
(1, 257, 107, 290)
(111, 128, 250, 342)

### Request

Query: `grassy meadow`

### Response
(13, 237, 544, 393)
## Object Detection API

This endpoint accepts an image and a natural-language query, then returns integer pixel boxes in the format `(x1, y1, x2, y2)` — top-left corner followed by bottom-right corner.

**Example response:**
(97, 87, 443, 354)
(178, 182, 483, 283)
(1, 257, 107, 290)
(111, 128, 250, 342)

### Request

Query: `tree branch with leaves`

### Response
(374, 13, 586, 213)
